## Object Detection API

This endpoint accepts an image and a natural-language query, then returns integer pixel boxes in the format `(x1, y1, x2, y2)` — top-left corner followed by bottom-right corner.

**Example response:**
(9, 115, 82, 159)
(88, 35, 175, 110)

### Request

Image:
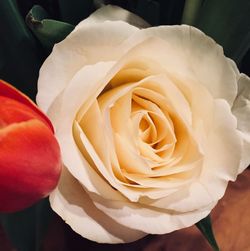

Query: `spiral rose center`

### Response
(74, 60, 204, 191)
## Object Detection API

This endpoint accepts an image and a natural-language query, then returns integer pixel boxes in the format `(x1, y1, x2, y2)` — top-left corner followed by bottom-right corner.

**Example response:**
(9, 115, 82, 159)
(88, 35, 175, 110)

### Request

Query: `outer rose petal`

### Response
(92, 193, 215, 235)
(125, 25, 238, 106)
(46, 62, 125, 201)
(50, 168, 146, 243)
(0, 120, 61, 212)
(232, 74, 250, 172)
(37, 5, 149, 113)
(37, 21, 139, 112)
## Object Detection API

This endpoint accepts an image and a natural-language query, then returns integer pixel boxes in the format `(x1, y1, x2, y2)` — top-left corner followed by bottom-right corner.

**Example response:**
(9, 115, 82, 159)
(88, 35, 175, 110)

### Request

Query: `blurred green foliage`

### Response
(26, 5, 74, 52)
(0, 0, 43, 99)
(0, 0, 249, 100)
(195, 0, 250, 65)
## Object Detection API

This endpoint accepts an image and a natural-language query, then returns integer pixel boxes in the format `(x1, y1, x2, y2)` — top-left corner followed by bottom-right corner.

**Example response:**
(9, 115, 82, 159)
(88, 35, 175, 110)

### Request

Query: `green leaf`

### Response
(0, 0, 43, 99)
(58, 0, 94, 25)
(194, 0, 250, 65)
(26, 5, 75, 52)
(0, 198, 53, 251)
(196, 215, 220, 251)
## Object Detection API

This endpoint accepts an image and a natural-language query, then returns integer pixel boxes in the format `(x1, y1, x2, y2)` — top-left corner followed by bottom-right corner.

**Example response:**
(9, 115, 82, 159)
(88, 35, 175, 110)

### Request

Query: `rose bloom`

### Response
(37, 6, 250, 243)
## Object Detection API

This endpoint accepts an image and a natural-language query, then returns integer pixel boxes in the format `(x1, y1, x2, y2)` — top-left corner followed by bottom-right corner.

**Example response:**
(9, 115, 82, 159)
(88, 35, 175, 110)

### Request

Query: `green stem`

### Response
(181, 0, 203, 25)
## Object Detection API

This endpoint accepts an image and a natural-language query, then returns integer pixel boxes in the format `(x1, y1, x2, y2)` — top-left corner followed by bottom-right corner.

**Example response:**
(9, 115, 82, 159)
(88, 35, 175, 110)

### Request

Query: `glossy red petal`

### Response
(0, 96, 45, 127)
(0, 80, 54, 132)
(0, 119, 61, 212)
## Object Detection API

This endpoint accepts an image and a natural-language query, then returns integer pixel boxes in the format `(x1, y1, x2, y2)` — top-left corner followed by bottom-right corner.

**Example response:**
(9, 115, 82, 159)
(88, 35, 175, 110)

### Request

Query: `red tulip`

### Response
(0, 80, 61, 212)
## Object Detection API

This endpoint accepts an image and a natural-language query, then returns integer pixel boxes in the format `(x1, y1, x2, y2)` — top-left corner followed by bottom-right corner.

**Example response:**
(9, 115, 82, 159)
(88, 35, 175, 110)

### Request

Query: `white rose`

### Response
(37, 5, 250, 243)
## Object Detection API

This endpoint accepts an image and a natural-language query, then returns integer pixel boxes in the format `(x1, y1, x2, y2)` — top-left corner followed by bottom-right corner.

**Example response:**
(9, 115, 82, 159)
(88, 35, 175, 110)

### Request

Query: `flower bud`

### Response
(0, 80, 61, 212)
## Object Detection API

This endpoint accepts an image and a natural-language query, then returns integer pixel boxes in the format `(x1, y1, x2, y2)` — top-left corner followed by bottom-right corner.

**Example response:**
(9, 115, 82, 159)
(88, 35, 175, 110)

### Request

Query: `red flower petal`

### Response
(0, 119, 61, 212)
(0, 80, 54, 132)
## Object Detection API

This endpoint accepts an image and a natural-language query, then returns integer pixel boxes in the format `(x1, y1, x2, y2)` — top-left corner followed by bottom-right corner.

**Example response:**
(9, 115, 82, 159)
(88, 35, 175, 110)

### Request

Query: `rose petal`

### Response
(232, 73, 250, 173)
(46, 61, 125, 201)
(50, 168, 146, 243)
(200, 99, 242, 200)
(37, 21, 139, 112)
(92, 192, 215, 235)
(124, 26, 238, 106)
(139, 99, 242, 212)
